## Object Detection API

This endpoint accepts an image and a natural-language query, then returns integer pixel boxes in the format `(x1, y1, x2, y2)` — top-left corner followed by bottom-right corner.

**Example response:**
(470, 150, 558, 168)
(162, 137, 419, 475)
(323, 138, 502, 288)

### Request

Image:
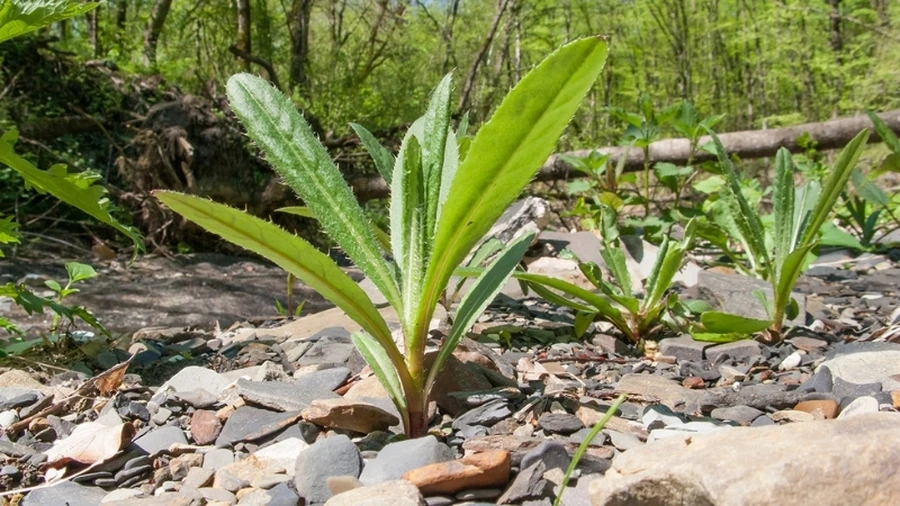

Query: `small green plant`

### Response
(692, 129, 869, 342)
(509, 206, 695, 345)
(155, 38, 609, 437)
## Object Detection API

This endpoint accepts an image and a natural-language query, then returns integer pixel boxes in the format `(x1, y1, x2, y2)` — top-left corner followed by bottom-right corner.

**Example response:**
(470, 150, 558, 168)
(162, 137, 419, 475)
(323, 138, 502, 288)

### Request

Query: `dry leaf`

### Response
(45, 421, 135, 467)
(93, 359, 132, 396)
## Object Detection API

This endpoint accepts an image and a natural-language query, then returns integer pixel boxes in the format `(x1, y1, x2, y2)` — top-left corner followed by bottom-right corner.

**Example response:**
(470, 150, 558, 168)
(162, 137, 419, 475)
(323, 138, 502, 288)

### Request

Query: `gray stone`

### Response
(798, 368, 833, 393)
(658, 336, 708, 362)
(590, 413, 900, 506)
(294, 366, 351, 392)
(202, 448, 235, 469)
(710, 405, 764, 426)
(819, 342, 900, 389)
(159, 366, 230, 396)
(832, 377, 882, 401)
(520, 441, 570, 472)
(183, 466, 215, 488)
(697, 270, 805, 325)
(263, 482, 302, 506)
(497, 461, 548, 504)
(133, 425, 188, 455)
(235, 378, 340, 412)
(215, 406, 303, 447)
(325, 479, 425, 506)
(537, 413, 584, 435)
(704, 340, 762, 364)
(604, 430, 644, 451)
(359, 435, 455, 485)
(568, 428, 608, 447)
(298, 336, 356, 367)
(174, 388, 219, 409)
(452, 399, 512, 429)
(22, 480, 107, 506)
(617, 374, 701, 411)
(295, 435, 362, 504)
(0, 392, 39, 410)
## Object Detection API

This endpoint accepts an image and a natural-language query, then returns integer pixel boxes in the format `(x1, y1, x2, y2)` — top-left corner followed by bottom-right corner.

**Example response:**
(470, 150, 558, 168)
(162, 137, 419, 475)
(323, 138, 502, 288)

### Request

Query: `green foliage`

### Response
(155, 38, 609, 437)
(0, 0, 99, 43)
(693, 129, 870, 342)
(515, 206, 695, 344)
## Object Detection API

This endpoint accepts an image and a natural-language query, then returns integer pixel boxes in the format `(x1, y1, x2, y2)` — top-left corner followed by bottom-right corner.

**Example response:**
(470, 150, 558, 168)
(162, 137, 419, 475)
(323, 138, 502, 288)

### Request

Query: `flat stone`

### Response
(213, 455, 285, 491)
(697, 270, 804, 325)
(133, 425, 188, 455)
(604, 430, 644, 451)
(794, 399, 839, 419)
(301, 398, 399, 433)
(253, 437, 309, 477)
(590, 413, 900, 505)
(616, 374, 701, 410)
(427, 354, 494, 417)
(798, 368, 833, 393)
(359, 435, 456, 485)
(402, 449, 511, 496)
(837, 396, 879, 419)
(22, 480, 107, 506)
(537, 413, 584, 435)
(215, 406, 304, 447)
(704, 340, 762, 364)
(710, 405, 764, 426)
(294, 366, 351, 392)
(787, 336, 828, 352)
(832, 377, 882, 401)
(190, 409, 222, 445)
(297, 336, 356, 367)
(496, 461, 548, 504)
(325, 479, 425, 506)
(818, 342, 900, 389)
(235, 378, 339, 412)
(452, 399, 512, 429)
(519, 441, 569, 472)
(658, 336, 708, 362)
(183, 466, 215, 488)
(770, 410, 815, 423)
(202, 448, 234, 469)
(159, 366, 230, 396)
(198, 487, 237, 504)
(175, 388, 219, 409)
(101, 494, 193, 506)
(294, 435, 362, 504)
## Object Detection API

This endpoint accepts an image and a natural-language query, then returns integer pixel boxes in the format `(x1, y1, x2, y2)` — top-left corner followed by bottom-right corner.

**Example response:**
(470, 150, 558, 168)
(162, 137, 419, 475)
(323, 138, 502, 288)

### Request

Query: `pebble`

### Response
(294, 435, 362, 504)
(402, 449, 511, 496)
(360, 435, 455, 485)
(537, 413, 584, 435)
(837, 396, 880, 419)
(710, 405, 764, 426)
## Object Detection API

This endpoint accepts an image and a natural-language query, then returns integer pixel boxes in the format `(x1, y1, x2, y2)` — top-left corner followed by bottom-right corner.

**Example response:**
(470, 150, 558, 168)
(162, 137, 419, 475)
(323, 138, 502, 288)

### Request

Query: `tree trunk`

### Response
(236, 0, 252, 71)
(115, 0, 127, 47)
(289, 0, 314, 94)
(458, 0, 511, 114)
(88, 8, 101, 57)
(348, 110, 900, 201)
(143, 0, 174, 68)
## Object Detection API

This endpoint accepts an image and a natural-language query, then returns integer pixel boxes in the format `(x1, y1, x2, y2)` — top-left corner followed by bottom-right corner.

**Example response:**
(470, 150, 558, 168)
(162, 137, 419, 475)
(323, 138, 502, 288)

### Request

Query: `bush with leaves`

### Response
(155, 38, 609, 438)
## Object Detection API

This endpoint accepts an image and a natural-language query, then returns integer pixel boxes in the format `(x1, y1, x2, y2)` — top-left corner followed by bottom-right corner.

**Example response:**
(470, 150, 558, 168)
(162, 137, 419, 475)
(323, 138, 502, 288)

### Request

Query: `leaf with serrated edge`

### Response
(422, 74, 453, 240)
(391, 136, 425, 334)
(772, 148, 795, 279)
(416, 38, 609, 345)
(350, 123, 395, 185)
(351, 331, 407, 423)
(700, 311, 772, 334)
(226, 74, 401, 310)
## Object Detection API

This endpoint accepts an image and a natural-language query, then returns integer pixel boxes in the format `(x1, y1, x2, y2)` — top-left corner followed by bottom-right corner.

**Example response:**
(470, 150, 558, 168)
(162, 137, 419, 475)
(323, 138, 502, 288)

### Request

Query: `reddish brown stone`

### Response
(682, 376, 705, 389)
(301, 398, 399, 433)
(794, 399, 839, 420)
(190, 409, 222, 446)
(892, 391, 900, 410)
(402, 449, 511, 495)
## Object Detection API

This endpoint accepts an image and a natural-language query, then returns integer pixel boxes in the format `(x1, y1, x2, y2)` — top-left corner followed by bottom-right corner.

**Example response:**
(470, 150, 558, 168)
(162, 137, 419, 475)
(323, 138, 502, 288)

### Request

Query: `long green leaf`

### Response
(226, 74, 401, 309)
(0, 1, 100, 43)
(350, 123, 395, 185)
(0, 131, 143, 252)
(700, 311, 772, 334)
(799, 129, 869, 249)
(154, 191, 399, 357)
(351, 331, 408, 425)
(867, 111, 900, 154)
(645, 238, 685, 309)
(416, 37, 609, 342)
(774, 245, 814, 313)
(425, 233, 533, 393)
(391, 136, 426, 332)
(278, 206, 392, 253)
(772, 148, 795, 278)
(422, 74, 453, 240)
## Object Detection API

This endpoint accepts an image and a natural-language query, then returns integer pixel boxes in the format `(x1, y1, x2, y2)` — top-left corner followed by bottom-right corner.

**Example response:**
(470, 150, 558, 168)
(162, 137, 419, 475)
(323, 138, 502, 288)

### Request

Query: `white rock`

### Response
(253, 437, 309, 477)
(837, 396, 879, 419)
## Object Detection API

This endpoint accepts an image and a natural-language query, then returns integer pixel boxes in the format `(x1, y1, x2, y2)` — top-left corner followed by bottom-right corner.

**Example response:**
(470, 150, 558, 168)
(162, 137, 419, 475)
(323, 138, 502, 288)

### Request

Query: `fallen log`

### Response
(349, 109, 900, 201)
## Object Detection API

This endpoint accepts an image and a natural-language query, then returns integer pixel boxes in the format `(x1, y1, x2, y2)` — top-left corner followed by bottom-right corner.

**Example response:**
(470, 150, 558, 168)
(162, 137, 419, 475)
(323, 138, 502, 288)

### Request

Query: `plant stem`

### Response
(643, 146, 651, 217)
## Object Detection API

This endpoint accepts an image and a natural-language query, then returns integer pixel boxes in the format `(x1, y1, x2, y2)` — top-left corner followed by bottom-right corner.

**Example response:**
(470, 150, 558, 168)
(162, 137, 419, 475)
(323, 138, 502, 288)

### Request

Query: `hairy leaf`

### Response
(0, 0, 99, 43)
(350, 123, 395, 185)
(700, 311, 772, 334)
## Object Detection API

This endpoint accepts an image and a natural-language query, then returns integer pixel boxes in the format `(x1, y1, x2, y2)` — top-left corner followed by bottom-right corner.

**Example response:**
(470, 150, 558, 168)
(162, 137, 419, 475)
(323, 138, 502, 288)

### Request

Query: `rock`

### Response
(298, 336, 356, 367)
(190, 409, 223, 445)
(262, 482, 302, 506)
(770, 410, 814, 423)
(616, 374, 701, 410)
(837, 396, 879, 419)
(787, 336, 827, 352)
(697, 270, 804, 325)
(519, 441, 570, 472)
(294, 366, 351, 391)
(603, 430, 643, 451)
(709, 406, 764, 426)
(203, 448, 235, 469)
(704, 340, 762, 364)
(798, 368, 833, 393)
(818, 342, 900, 389)
(832, 377, 882, 401)
(159, 366, 230, 396)
(452, 399, 512, 430)
(537, 413, 584, 435)
(402, 449, 511, 496)
(496, 461, 548, 504)
(198, 487, 237, 504)
(102, 494, 193, 506)
(294, 435, 362, 504)
(175, 388, 219, 409)
(590, 413, 900, 505)
(657, 336, 708, 362)
(301, 398, 399, 433)
(325, 479, 425, 506)
(235, 378, 340, 412)
(590, 334, 631, 356)
(0, 409, 18, 427)
(169, 453, 203, 480)
(214, 455, 285, 491)
(215, 406, 304, 447)
(793, 399, 839, 419)
(183, 466, 215, 488)
(427, 354, 494, 416)
(359, 436, 456, 485)
(254, 437, 309, 477)
(133, 425, 188, 455)
(22, 480, 108, 506)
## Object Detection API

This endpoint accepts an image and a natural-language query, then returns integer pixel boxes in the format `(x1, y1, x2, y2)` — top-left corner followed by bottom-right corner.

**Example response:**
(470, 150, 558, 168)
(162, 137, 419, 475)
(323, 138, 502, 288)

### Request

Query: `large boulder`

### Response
(590, 412, 900, 506)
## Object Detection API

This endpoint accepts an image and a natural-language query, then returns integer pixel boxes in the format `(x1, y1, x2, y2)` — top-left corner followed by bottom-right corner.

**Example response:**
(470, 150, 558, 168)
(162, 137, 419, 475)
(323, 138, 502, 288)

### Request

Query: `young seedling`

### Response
(693, 128, 869, 342)
(155, 38, 609, 437)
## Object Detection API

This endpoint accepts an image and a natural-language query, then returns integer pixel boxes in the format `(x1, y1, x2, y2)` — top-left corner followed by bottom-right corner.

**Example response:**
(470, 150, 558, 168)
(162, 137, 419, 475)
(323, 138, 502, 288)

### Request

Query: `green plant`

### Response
(155, 38, 609, 437)
(693, 129, 869, 342)
(508, 205, 695, 345)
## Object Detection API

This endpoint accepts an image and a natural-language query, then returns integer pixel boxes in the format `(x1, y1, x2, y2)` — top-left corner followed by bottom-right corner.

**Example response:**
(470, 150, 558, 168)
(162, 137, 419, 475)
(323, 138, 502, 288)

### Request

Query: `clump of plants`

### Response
(155, 38, 609, 437)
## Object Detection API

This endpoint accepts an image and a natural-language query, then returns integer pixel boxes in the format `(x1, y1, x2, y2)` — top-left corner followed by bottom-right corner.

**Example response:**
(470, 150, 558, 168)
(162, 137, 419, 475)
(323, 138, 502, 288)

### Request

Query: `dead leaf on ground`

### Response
(44, 421, 136, 468)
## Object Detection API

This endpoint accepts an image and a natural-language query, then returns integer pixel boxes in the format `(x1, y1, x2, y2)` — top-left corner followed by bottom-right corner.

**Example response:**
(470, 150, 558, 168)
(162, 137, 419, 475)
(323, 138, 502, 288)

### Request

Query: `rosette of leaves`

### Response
(693, 129, 869, 342)
(510, 205, 695, 345)
(155, 38, 609, 437)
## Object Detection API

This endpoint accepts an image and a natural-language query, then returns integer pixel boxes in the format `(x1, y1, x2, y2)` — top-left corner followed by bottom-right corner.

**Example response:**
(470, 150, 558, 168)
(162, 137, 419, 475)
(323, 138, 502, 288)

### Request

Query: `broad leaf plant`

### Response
(156, 38, 609, 437)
